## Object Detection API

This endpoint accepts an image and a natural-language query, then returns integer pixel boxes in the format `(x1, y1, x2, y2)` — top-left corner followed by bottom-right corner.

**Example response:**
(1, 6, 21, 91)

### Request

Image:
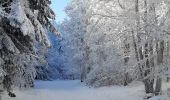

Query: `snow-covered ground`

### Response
(2, 80, 169, 100)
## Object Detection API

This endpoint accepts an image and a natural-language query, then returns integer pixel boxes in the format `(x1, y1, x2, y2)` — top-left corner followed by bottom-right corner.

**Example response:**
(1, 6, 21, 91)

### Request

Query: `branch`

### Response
(118, 0, 125, 9)
(91, 13, 124, 20)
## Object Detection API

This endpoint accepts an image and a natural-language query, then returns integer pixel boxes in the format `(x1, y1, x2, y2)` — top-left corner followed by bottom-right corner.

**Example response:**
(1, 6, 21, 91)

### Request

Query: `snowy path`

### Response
(2, 80, 146, 100)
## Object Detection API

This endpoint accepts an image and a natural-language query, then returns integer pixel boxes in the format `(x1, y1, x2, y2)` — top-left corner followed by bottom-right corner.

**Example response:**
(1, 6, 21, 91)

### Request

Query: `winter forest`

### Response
(0, 0, 170, 100)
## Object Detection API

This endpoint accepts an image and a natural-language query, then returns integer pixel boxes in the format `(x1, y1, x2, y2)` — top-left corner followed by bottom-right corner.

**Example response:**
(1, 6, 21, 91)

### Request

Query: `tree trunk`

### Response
(80, 65, 86, 82)
(81, 46, 90, 82)
(166, 41, 170, 82)
(143, 79, 154, 94)
(143, 42, 154, 95)
(154, 41, 164, 95)
(155, 77, 162, 96)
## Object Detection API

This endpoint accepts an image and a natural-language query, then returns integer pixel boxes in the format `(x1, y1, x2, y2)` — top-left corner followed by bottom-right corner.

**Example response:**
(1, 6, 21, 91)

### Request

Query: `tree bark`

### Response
(154, 41, 164, 96)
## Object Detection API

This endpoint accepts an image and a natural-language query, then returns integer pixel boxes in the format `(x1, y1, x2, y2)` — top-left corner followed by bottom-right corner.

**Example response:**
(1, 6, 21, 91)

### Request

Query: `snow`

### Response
(2, 80, 146, 100)
(9, 0, 35, 36)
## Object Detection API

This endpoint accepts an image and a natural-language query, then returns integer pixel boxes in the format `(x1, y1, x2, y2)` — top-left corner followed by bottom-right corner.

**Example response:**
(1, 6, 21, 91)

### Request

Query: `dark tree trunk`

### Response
(154, 41, 164, 96)
(143, 79, 154, 94)
(143, 42, 154, 96)
(155, 78, 162, 96)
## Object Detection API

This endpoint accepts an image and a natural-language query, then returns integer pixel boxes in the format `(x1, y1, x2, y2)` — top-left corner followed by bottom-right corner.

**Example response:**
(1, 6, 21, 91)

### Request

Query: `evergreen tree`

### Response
(0, 0, 58, 96)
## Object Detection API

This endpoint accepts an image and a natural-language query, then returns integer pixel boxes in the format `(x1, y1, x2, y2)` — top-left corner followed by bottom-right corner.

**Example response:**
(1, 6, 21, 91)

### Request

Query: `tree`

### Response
(0, 0, 57, 96)
(59, 0, 170, 97)
(49, 0, 89, 80)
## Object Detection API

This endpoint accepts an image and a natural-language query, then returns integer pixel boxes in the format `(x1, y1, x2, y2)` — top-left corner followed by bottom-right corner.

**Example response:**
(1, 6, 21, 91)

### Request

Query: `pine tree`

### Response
(0, 0, 58, 96)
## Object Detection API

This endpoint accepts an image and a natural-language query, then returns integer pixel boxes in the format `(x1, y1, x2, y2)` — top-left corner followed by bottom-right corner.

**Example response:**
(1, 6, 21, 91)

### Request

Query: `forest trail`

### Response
(2, 80, 148, 100)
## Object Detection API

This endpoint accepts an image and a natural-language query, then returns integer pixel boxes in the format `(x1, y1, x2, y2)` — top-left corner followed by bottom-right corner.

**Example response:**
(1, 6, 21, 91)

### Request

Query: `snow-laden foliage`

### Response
(56, 0, 134, 87)
(57, 1, 170, 97)
(0, 0, 58, 93)
(47, 0, 88, 80)
(47, 25, 81, 79)
(86, 0, 170, 96)
(46, 31, 64, 79)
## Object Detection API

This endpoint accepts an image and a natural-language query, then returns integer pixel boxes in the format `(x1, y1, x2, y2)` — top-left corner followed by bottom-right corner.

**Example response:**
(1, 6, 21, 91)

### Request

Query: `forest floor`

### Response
(2, 80, 169, 100)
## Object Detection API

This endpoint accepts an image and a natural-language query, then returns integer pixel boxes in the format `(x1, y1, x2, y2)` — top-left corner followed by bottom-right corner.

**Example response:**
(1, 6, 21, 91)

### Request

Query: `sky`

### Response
(51, 0, 71, 23)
